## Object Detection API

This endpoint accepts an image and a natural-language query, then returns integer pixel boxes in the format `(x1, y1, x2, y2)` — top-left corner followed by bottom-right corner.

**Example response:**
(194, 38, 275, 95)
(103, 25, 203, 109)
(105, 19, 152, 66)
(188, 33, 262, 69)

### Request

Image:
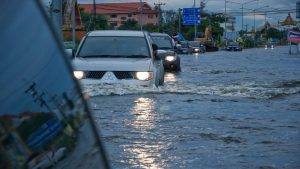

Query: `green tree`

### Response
(266, 28, 286, 39)
(143, 23, 159, 32)
(118, 19, 139, 30)
(80, 8, 111, 31)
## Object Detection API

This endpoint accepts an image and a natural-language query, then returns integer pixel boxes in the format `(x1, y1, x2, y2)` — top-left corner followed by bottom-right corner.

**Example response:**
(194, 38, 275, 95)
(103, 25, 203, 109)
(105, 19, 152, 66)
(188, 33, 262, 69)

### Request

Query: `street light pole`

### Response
(178, 8, 182, 33)
(154, 0, 165, 32)
(93, 0, 96, 30)
(140, 0, 143, 31)
(225, 0, 258, 31)
(243, 5, 269, 46)
(194, 0, 197, 39)
(252, 5, 269, 33)
(225, 0, 227, 38)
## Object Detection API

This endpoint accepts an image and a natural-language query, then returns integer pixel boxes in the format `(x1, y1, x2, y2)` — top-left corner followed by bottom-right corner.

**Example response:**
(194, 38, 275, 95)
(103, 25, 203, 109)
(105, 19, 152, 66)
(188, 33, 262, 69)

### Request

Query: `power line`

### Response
(225, 8, 296, 16)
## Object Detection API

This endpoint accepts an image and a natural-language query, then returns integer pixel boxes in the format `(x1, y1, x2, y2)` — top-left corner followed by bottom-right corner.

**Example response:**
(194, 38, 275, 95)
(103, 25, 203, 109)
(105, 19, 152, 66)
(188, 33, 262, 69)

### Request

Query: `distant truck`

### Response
(194, 25, 218, 52)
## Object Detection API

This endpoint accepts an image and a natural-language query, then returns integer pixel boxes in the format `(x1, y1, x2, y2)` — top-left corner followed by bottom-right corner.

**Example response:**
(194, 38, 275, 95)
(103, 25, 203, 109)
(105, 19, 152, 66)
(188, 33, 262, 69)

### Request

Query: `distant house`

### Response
(79, 2, 160, 28)
(256, 13, 299, 32)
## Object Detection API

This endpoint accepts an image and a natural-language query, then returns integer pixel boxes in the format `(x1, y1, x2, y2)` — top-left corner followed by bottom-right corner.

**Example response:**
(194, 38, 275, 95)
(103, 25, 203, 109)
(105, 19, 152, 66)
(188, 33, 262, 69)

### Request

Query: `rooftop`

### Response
(79, 2, 158, 15)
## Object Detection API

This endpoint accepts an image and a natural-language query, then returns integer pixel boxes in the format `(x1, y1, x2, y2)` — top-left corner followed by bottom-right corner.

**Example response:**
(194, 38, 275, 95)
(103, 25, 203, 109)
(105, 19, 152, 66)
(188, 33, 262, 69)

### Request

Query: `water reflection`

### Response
(130, 97, 156, 129)
(164, 73, 177, 82)
(124, 97, 165, 169)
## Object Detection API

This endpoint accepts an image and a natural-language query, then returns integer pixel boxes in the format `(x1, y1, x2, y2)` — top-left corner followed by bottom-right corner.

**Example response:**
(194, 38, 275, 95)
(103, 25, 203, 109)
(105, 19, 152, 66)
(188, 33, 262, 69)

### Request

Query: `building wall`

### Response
(106, 13, 159, 28)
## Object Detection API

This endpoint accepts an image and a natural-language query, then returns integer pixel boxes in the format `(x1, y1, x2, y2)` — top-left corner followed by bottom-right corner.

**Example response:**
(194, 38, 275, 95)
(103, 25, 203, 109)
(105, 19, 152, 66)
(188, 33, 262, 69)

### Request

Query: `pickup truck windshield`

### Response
(78, 36, 150, 58)
(151, 36, 173, 50)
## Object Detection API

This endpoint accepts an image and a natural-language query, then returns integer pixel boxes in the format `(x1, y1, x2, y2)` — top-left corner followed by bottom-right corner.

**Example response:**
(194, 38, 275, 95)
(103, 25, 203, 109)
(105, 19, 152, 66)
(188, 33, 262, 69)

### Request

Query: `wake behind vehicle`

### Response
(150, 32, 181, 72)
(73, 30, 164, 87)
(265, 42, 274, 49)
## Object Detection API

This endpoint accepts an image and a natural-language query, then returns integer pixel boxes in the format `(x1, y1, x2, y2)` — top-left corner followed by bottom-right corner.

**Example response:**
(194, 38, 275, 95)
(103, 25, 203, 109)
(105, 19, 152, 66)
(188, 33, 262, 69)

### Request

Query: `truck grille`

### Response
(85, 71, 106, 79)
(113, 71, 133, 79)
(84, 71, 134, 80)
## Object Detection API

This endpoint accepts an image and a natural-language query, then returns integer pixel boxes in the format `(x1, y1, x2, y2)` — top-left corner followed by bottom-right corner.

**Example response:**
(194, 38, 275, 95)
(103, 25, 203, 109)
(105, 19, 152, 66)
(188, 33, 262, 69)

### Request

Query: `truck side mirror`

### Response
(65, 48, 74, 59)
(152, 44, 160, 60)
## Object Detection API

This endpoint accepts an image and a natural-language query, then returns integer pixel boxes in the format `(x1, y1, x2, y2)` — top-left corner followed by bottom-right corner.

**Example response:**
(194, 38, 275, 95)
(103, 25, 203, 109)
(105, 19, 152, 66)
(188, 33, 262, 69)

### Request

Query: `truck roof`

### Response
(87, 30, 146, 37)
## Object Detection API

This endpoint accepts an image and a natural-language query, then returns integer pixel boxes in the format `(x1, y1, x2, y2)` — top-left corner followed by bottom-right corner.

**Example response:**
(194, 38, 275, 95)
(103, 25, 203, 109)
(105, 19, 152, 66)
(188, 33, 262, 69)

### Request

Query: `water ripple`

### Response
(81, 79, 300, 100)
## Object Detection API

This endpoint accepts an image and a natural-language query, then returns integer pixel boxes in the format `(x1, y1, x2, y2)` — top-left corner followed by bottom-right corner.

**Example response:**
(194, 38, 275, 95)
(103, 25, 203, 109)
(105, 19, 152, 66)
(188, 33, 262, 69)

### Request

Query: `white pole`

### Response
(194, 0, 196, 39)
(225, 0, 227, 39)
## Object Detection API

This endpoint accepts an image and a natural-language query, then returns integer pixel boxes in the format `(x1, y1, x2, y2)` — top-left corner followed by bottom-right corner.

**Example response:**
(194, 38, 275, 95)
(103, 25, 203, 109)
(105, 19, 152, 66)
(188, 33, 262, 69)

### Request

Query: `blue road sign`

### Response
(182, 8, 201, 25)
(183, 8, 200, 15)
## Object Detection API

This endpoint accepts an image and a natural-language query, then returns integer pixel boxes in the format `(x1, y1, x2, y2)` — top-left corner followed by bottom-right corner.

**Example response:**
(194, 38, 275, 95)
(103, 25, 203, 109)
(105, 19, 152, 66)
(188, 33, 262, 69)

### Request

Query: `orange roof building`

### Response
(79, 2, 159, 28)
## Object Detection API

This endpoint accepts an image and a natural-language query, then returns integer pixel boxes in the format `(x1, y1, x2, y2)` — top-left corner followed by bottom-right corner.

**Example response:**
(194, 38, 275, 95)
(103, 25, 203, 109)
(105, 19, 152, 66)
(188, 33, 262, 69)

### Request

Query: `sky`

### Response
(77, 0, 298, 31)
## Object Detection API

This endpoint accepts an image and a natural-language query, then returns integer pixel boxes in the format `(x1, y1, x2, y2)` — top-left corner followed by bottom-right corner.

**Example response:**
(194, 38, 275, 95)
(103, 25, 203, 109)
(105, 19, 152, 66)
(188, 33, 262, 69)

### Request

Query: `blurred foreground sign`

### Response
(0, 0, 110, 169)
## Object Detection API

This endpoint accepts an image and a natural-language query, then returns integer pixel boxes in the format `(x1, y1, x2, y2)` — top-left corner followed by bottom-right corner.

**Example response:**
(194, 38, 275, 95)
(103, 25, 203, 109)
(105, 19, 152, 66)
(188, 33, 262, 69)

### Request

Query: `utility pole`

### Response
(178, 8, 182, 33)
(154, 0, 165, 32)
(244, 5, 269, 34)
(225, 0, 258, 34)
(225, 0, 227, 39)
(139, 0, 143, 31)
(71, 0, 76, 51)
(193, 0, 197, 39)
(25, 83, 53, 113)
(93, 0, 96, 30)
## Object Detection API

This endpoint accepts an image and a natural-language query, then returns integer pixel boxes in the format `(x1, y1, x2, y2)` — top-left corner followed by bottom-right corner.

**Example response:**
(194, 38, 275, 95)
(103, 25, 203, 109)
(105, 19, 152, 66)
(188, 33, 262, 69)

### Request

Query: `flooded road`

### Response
(85, 46, 300, 169)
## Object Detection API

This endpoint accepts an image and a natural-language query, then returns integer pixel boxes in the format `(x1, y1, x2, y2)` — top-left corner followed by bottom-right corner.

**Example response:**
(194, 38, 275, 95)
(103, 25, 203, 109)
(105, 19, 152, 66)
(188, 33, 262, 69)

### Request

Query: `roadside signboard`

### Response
(182, 8, 201, 25)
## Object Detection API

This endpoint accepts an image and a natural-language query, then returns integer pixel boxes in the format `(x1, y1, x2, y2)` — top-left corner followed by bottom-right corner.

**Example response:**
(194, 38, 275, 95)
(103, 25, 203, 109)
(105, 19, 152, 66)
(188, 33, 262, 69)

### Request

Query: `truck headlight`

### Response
(135, 72, 153, 81)
(165, 56, 176, 62)
(74, 71, 85, 79)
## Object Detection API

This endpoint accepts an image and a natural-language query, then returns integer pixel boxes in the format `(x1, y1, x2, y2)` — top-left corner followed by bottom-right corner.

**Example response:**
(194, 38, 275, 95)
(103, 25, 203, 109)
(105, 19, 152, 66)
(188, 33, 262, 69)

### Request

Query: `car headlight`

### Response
(74, 71, 85, 79)
(135, 72, 153, 81)
(165, 56, 176, 62)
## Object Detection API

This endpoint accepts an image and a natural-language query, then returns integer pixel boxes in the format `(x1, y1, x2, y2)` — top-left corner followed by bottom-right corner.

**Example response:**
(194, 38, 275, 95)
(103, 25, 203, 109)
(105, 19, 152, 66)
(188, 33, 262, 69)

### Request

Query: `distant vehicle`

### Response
(72, 30, 164, 87)
(194, 26, 219, 52)
(225, 42, 243, 51)
(64, 41, 74, 58)
(150, 32, 181, 72)
(189, 41, 206, 54)
(265, 42, 274, 49)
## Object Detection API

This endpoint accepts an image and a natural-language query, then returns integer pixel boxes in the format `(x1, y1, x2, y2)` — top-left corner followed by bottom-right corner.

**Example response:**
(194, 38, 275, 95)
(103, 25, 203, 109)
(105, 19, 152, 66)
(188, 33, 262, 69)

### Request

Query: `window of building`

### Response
(121, 21, 127, 24)
(121, 17, 127, 20)
(128, 14, 132, 17)
(111, 14, 117, 18)
(148, 14, 153, 19)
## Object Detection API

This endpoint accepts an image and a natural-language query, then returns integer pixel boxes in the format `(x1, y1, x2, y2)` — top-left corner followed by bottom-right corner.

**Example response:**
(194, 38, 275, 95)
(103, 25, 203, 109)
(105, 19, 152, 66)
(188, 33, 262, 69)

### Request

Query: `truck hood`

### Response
(72, 57, 153, 71)
(157, 49, 176, 59)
